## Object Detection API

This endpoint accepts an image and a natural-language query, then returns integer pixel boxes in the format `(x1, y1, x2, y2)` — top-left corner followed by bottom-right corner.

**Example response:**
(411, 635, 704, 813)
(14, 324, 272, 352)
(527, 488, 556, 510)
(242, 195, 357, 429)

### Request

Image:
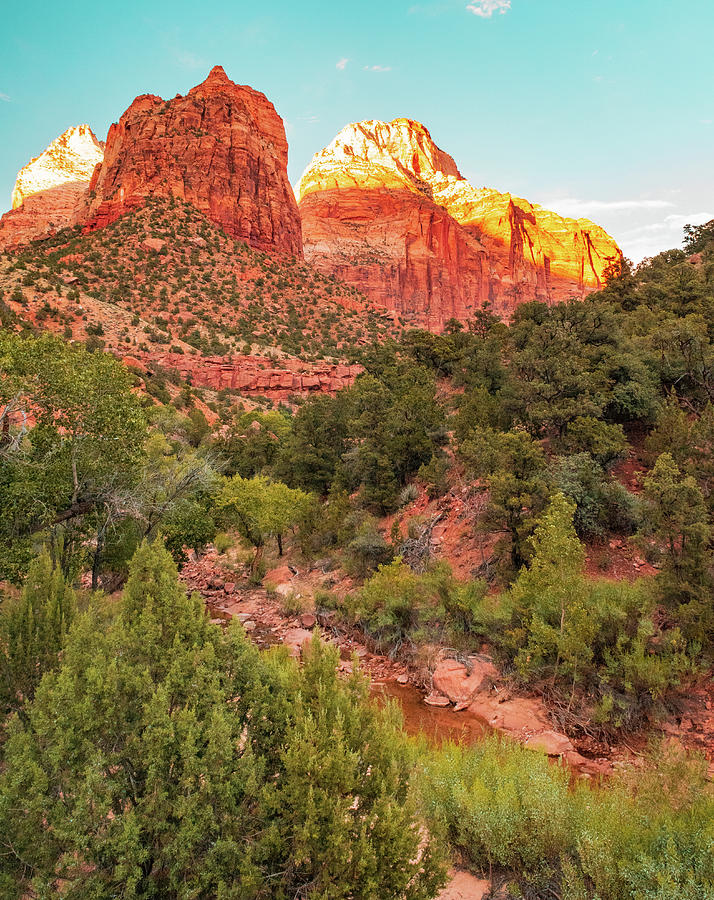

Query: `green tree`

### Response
(460, 427, 549, 570)
(342, 366, 445, 512)
(0, 540, 444, 899)
(275, 395, 348, 493)
(509, 494, 592, 688)
(0, 549, 75, 717)
(0, 332, 147, 580)
(215, 474, 314, 565)
(641, 453, 714, 645)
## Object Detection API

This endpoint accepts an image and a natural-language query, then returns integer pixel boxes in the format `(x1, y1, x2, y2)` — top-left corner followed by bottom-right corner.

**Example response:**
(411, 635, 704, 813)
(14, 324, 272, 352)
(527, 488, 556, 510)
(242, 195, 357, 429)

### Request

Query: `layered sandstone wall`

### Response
(124, 352, 361, 398)
(297, 119, 621, 323)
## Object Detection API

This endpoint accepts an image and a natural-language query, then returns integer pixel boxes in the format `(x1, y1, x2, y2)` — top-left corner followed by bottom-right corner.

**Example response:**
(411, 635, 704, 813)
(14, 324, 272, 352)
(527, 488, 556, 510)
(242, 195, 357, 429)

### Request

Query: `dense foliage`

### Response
(0, 541, 444, 899)
(2, 222, 714, 898)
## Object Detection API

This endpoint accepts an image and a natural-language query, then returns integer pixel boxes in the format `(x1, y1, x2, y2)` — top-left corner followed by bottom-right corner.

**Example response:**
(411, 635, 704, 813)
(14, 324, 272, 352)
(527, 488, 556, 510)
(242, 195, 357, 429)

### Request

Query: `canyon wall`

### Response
(297, 119, 621, 324)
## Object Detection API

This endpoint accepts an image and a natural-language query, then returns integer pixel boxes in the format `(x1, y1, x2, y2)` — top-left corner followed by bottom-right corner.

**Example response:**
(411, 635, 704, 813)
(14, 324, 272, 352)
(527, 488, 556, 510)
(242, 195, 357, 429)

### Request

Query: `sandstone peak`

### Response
(10, 124, 103, 210)
(204, 64, 231, 84)
(0, 124, 104, 249)
(82, 69, 301, 254)
(298, 117, 461, 200)
(298, 118, 621, 325)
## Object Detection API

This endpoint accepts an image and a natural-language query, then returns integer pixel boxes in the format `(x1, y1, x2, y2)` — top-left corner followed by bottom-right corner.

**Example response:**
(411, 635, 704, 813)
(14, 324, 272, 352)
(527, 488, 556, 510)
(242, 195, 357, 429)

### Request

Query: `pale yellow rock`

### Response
(0, 125, 103, 249)
(11, 125, 103, 209)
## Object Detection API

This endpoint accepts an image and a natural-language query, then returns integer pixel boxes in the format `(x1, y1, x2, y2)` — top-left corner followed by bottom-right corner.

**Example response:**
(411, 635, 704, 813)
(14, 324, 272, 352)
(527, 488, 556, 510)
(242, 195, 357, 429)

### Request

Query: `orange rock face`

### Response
(0, 125, 103, 249)
(297, 119, 621, 324)
(125, 352, 361, 398)
(82, 66, 302, 255)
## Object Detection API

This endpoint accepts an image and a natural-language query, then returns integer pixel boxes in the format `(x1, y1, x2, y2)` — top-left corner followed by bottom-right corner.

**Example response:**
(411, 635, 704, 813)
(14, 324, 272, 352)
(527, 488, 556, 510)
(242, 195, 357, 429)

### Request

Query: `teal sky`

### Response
(1, 0, 712, 260)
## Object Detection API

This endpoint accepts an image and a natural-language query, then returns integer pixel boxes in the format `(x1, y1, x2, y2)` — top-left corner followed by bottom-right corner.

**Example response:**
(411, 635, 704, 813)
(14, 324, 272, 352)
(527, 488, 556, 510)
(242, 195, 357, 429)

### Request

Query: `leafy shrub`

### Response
(398, 483, 419, 507)
(349, 559, 479, 650)
(561, 416, 628, 467)
(161, 499, 216, 563)
(213, 531, 233, 554)
(419, 737, 714, 899)
(344, 522, 394, 578)
(418, 453, 450, 499)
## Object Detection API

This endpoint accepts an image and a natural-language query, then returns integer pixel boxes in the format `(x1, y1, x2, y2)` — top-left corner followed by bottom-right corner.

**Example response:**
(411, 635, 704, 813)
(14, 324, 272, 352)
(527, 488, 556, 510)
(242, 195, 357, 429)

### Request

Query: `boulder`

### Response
(432, 656, 497, 705)
(424, 692, 451, 708)
(264, 565, 294, 585)
(140, 237, 165, 252)
(524, 730, 574, 757)
(283, 628, 313, 657)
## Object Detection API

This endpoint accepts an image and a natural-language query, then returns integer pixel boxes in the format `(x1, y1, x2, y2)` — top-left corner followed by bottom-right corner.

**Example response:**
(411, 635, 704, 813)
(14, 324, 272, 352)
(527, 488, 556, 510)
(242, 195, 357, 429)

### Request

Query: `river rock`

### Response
(524, 730, 574, 757)
(432, 656, 497, 705)
(424, 692, 451, 708)
(283, 628, 313, 657)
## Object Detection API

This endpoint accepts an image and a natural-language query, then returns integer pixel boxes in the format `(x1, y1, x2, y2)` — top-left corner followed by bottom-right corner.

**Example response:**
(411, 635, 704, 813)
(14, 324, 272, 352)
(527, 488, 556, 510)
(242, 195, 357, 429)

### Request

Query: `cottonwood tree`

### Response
(0, 332, 147, 580)
(215, 474, 314, 566)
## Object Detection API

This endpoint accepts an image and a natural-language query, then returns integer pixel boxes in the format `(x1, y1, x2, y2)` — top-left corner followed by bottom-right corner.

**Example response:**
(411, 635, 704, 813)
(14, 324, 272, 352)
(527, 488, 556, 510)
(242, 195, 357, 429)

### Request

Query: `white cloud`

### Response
(466, 0, 511, 18)
(0, 92, 11, 102)
(172, 49, 207, 70)
(543, 197, 675, 217)
(336, 57, 349, 70)
(363, 64, 392, 72)
(617, 212, 714, 261)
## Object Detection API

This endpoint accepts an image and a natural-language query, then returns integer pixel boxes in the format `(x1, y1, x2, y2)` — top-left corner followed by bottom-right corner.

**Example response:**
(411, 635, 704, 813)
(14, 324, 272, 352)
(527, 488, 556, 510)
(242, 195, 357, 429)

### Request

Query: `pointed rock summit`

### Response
(82, 66, 302, 255)
(0, 125, 103, 248)
(297, 118, 621, 323)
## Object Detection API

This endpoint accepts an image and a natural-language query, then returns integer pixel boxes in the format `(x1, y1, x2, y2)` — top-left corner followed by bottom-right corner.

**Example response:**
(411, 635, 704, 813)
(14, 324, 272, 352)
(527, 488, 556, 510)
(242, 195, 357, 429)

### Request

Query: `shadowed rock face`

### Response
(297, 118, 621, 325)
(0, 125, 103, 249)
(81, 66, 302, 255)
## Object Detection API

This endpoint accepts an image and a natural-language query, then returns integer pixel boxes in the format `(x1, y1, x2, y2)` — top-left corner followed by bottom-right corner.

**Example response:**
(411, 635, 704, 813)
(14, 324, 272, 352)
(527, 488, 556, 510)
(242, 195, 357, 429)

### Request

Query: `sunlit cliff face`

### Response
(10, 124, 104, 210)
(297, 118, 621, 326)
(0, 125, 104, 249)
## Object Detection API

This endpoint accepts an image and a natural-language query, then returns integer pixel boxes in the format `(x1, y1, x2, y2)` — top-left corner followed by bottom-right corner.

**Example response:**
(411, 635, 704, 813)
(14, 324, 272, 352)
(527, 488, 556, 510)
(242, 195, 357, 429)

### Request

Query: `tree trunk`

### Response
(92, 527, 105, 592)
(251, 543, 264, 573)
(277, 533, 283, 556)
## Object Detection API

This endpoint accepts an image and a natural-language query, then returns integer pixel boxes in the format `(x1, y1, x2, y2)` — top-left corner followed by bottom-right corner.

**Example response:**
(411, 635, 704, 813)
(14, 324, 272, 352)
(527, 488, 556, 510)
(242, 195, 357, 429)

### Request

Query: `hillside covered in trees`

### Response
(1, 221, 714, 898)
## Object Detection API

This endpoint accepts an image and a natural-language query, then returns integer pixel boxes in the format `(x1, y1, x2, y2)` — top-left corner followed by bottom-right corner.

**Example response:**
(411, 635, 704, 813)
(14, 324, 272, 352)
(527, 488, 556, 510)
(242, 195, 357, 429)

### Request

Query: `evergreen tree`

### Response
(461, 427, 549, 570)
(642, 453, 714, 646)
(0, 540, 444, 899)
(0, 549, 75, 717)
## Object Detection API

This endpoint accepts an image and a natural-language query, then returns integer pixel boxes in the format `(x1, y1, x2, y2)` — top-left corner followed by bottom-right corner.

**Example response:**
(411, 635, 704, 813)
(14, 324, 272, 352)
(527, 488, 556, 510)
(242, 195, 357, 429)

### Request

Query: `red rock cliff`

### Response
(297, 119, 621, 324)
(83, 66, 302, 255)
(0, 125, 103, 249)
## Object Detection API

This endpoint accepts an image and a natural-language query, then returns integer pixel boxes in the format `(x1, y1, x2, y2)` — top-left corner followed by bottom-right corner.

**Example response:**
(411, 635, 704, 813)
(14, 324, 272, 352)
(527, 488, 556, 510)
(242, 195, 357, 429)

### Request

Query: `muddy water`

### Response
(372, 681, 489, 746)
(208, 602, 490, 747)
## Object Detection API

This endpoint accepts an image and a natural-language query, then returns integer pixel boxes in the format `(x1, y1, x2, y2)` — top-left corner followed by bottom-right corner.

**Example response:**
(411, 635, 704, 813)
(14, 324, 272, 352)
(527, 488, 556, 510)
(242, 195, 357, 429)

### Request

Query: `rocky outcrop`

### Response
(297, 118, 621, 324)
(82, 66, 302, 255)
(123, 352, 361, 397)
(0, 125, 103, 249)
